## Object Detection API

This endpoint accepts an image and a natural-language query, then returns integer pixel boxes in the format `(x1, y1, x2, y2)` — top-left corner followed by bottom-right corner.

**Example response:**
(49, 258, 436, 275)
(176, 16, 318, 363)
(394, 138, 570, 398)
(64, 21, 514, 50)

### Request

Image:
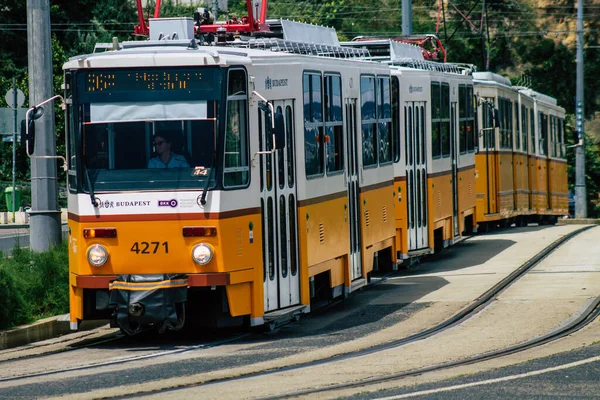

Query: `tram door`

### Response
(483, 100, 498, 214)
(345, 98, 362, 281)
(260, 100, 300, 312)
(451, 102, 459, 237)
(405, 102, 429, 251)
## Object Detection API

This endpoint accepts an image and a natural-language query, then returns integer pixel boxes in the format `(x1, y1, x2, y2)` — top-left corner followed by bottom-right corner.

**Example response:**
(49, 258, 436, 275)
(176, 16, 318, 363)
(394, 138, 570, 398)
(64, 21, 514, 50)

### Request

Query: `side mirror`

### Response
(20, 117, 35, 155)
(274, 110, 285, 150)
(22, 106, 44, 155)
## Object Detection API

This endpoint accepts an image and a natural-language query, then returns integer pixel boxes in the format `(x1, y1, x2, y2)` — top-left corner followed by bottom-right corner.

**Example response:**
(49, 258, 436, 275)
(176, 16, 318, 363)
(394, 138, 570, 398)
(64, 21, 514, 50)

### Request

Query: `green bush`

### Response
(0, 242, 69, 329)
(0, 267, 28, 329)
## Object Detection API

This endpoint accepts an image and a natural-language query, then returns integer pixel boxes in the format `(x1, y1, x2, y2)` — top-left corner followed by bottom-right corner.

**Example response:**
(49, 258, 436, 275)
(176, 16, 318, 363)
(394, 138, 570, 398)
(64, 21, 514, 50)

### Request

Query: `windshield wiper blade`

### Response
(200, 153, 216, 206)
(84, 167, 99, 207)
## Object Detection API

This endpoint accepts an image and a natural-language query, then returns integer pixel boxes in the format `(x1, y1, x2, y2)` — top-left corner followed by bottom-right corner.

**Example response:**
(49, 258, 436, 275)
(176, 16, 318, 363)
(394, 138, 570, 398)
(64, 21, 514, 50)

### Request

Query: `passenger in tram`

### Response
(148, 134, 191, 168)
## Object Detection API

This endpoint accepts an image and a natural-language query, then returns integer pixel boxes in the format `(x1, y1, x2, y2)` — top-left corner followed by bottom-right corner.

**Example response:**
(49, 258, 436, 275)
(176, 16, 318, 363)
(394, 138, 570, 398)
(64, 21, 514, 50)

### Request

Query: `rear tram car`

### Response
(473, 72, 567, 230)
(63, 19, 397, 333)
(342, 39, 477, 264)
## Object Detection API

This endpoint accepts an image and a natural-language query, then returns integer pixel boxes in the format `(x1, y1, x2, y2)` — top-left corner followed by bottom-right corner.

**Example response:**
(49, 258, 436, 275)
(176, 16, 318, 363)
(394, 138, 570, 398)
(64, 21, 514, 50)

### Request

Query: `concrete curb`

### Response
(558, 218, 600, 225)
(0, 224, 30, 230)
(0, 222, 69, 230)
(0, 315, 109, 350)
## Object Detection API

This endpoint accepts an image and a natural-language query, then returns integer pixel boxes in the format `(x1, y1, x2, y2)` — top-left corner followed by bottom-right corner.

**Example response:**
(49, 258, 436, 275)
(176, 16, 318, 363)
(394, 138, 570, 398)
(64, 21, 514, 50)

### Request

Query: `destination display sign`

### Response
(84, 69, 213, 93)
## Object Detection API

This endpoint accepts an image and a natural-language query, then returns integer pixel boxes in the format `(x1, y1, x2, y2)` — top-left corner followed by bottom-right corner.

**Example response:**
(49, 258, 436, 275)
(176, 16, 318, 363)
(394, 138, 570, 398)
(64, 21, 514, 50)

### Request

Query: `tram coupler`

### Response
(109, 274, 188, 335)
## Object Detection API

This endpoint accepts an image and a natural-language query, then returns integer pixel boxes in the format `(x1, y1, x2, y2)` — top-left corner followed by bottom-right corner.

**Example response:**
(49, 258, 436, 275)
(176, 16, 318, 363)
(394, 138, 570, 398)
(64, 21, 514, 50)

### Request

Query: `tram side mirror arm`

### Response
(23, 95, 68, 171)
(273, 109, 285, 150)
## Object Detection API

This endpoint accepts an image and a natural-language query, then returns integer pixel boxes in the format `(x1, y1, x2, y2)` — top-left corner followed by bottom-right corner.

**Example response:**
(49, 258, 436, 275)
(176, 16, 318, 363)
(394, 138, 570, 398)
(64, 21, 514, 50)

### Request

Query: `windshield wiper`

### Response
(200, 153, 216, 205)
(84, 166, 99, 207)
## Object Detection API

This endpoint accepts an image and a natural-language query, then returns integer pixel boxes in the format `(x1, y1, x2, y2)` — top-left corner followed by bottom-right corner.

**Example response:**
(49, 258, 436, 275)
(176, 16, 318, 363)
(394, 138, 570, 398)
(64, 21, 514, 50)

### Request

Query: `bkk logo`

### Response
(158, 199, 178, 208)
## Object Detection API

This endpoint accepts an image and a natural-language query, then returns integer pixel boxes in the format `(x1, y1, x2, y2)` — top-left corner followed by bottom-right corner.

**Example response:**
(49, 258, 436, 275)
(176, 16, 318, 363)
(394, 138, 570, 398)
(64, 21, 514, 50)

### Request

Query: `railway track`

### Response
(0, 331, 250, 383)
(0, 225, 592, 398)
(111, 225, 595, 399)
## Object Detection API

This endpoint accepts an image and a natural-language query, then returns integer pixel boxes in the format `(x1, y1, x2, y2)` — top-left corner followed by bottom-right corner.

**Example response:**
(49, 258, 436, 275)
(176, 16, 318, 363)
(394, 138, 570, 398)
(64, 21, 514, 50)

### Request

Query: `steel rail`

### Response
(131, 225, 593, 399)
(0, 332, 250, 383)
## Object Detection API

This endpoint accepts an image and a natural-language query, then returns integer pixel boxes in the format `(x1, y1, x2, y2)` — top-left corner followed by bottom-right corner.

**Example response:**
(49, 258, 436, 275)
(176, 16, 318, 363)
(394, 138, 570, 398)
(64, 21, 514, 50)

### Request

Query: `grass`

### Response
(0, 242, 69, 330)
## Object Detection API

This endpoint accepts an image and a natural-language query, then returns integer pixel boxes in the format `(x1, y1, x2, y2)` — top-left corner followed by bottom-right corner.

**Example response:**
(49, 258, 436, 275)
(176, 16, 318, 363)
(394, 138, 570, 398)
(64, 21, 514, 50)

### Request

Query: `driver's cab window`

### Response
(83, 120, 215, 170)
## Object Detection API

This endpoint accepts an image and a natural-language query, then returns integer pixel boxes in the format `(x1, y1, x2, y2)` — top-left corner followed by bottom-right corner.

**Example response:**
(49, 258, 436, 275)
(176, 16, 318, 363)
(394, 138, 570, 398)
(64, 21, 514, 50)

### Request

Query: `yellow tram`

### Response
(24, 15, 569, 334)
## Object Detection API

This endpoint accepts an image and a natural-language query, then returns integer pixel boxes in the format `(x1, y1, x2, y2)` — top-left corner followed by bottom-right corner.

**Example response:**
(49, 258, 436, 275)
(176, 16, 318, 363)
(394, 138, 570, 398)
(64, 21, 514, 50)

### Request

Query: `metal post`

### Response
(212, 0, 219, 21)
(11, 78, 17, 222)
(26, 0, 62, 250)
(402, 0, 412, 35)
(575, 0, 587, 218)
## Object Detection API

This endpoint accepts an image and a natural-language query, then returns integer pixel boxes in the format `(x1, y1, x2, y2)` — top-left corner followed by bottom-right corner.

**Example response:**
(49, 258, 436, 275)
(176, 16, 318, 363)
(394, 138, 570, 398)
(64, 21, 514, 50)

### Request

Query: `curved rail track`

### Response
(0, 226, 592, 395)
(113, 225, 595, 399)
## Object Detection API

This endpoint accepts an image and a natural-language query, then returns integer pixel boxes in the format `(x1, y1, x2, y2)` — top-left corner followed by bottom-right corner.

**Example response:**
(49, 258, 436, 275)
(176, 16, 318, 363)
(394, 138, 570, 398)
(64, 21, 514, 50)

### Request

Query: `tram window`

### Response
(459, 86, 467, 153)
(378, 76, 392, 164)
(560, 119, 565, 158)
(466, 86, 475, 152)
(361, 75, 377, 167)
(459, 85, 475, 153)
(391, 76, 401, 163)
(406, 106, 413, 166)
(261, 198, 266, 283)
(115, 122, 147, 169)
(507, 100, 513, 149)
(515, 103, 521, 151)
(530, 109, 536, 153)
(415, 106, 421, 165)
(539, 112, 548, 156)
(420, 105, 425, 163)
(521, 105, 528, 153)
(258, 110, 264, 191)
(325, 74, 344, 173)
(498, 98, 511, 150)
(289, 195, 298, 276)
(83, 124, 109, 169)
(279, 195, 288, 278)
(481, 100, 495, 149)
(441, 83, 450, 157)
(552, 116, 558, 157)
(549, 116, 555, 157)
(65, 72, 77, 193)
(303, 72, 324, 177)
(431, 82, 441, 159)
(285, 106, 295, 187)
(277, 106, 286, 189)
(267, 197, 275, 281)
(224, 69, 249, 188)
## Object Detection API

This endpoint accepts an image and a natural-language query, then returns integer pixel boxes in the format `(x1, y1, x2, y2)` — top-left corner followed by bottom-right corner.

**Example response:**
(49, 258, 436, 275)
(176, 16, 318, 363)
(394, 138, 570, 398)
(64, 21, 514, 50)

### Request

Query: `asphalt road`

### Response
(347, 342, 600, 400)
(0, 226, 68, 254)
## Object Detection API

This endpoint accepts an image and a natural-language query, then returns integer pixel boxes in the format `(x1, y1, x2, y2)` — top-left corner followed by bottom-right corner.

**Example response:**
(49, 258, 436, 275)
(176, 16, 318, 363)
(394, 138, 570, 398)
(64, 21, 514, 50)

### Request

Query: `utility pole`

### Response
(212, 0, 219, 21)
(11, 78, 17, 223)
(26, 0, 62, 250)
(402, 0, 412, 35)
(575, 0, 587, 218)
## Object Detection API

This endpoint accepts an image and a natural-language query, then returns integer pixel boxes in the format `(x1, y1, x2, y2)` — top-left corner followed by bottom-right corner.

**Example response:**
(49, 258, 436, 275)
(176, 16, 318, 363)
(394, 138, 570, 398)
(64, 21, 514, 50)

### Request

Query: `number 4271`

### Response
(130, 242, 169, 254)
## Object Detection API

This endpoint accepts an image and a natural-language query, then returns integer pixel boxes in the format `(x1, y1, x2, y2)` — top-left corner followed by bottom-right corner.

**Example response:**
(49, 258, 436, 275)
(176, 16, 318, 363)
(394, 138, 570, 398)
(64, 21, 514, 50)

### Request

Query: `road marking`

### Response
(374, 354, 600, 399)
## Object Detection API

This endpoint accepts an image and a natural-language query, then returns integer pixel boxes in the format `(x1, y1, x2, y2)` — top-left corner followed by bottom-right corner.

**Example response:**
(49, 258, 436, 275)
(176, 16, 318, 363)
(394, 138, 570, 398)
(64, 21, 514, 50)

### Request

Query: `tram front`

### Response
(61, 49, 266, 334)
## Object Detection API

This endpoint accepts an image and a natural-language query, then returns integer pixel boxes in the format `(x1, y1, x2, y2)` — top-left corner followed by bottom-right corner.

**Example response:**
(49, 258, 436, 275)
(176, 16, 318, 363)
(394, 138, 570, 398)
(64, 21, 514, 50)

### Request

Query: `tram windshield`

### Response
(81, 116, 217, 191)
(70, 67, 229, 192)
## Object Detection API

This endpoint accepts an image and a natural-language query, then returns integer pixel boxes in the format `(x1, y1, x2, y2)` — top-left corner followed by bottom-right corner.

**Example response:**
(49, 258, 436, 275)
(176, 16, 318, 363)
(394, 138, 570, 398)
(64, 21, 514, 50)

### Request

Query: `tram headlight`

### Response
(87, 244, 109, 267)
(192, 243, 213, 265)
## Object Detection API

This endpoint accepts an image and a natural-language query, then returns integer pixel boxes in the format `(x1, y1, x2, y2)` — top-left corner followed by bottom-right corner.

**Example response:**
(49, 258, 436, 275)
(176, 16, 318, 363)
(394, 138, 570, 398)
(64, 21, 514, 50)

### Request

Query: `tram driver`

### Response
(148, 134, 191, 168)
